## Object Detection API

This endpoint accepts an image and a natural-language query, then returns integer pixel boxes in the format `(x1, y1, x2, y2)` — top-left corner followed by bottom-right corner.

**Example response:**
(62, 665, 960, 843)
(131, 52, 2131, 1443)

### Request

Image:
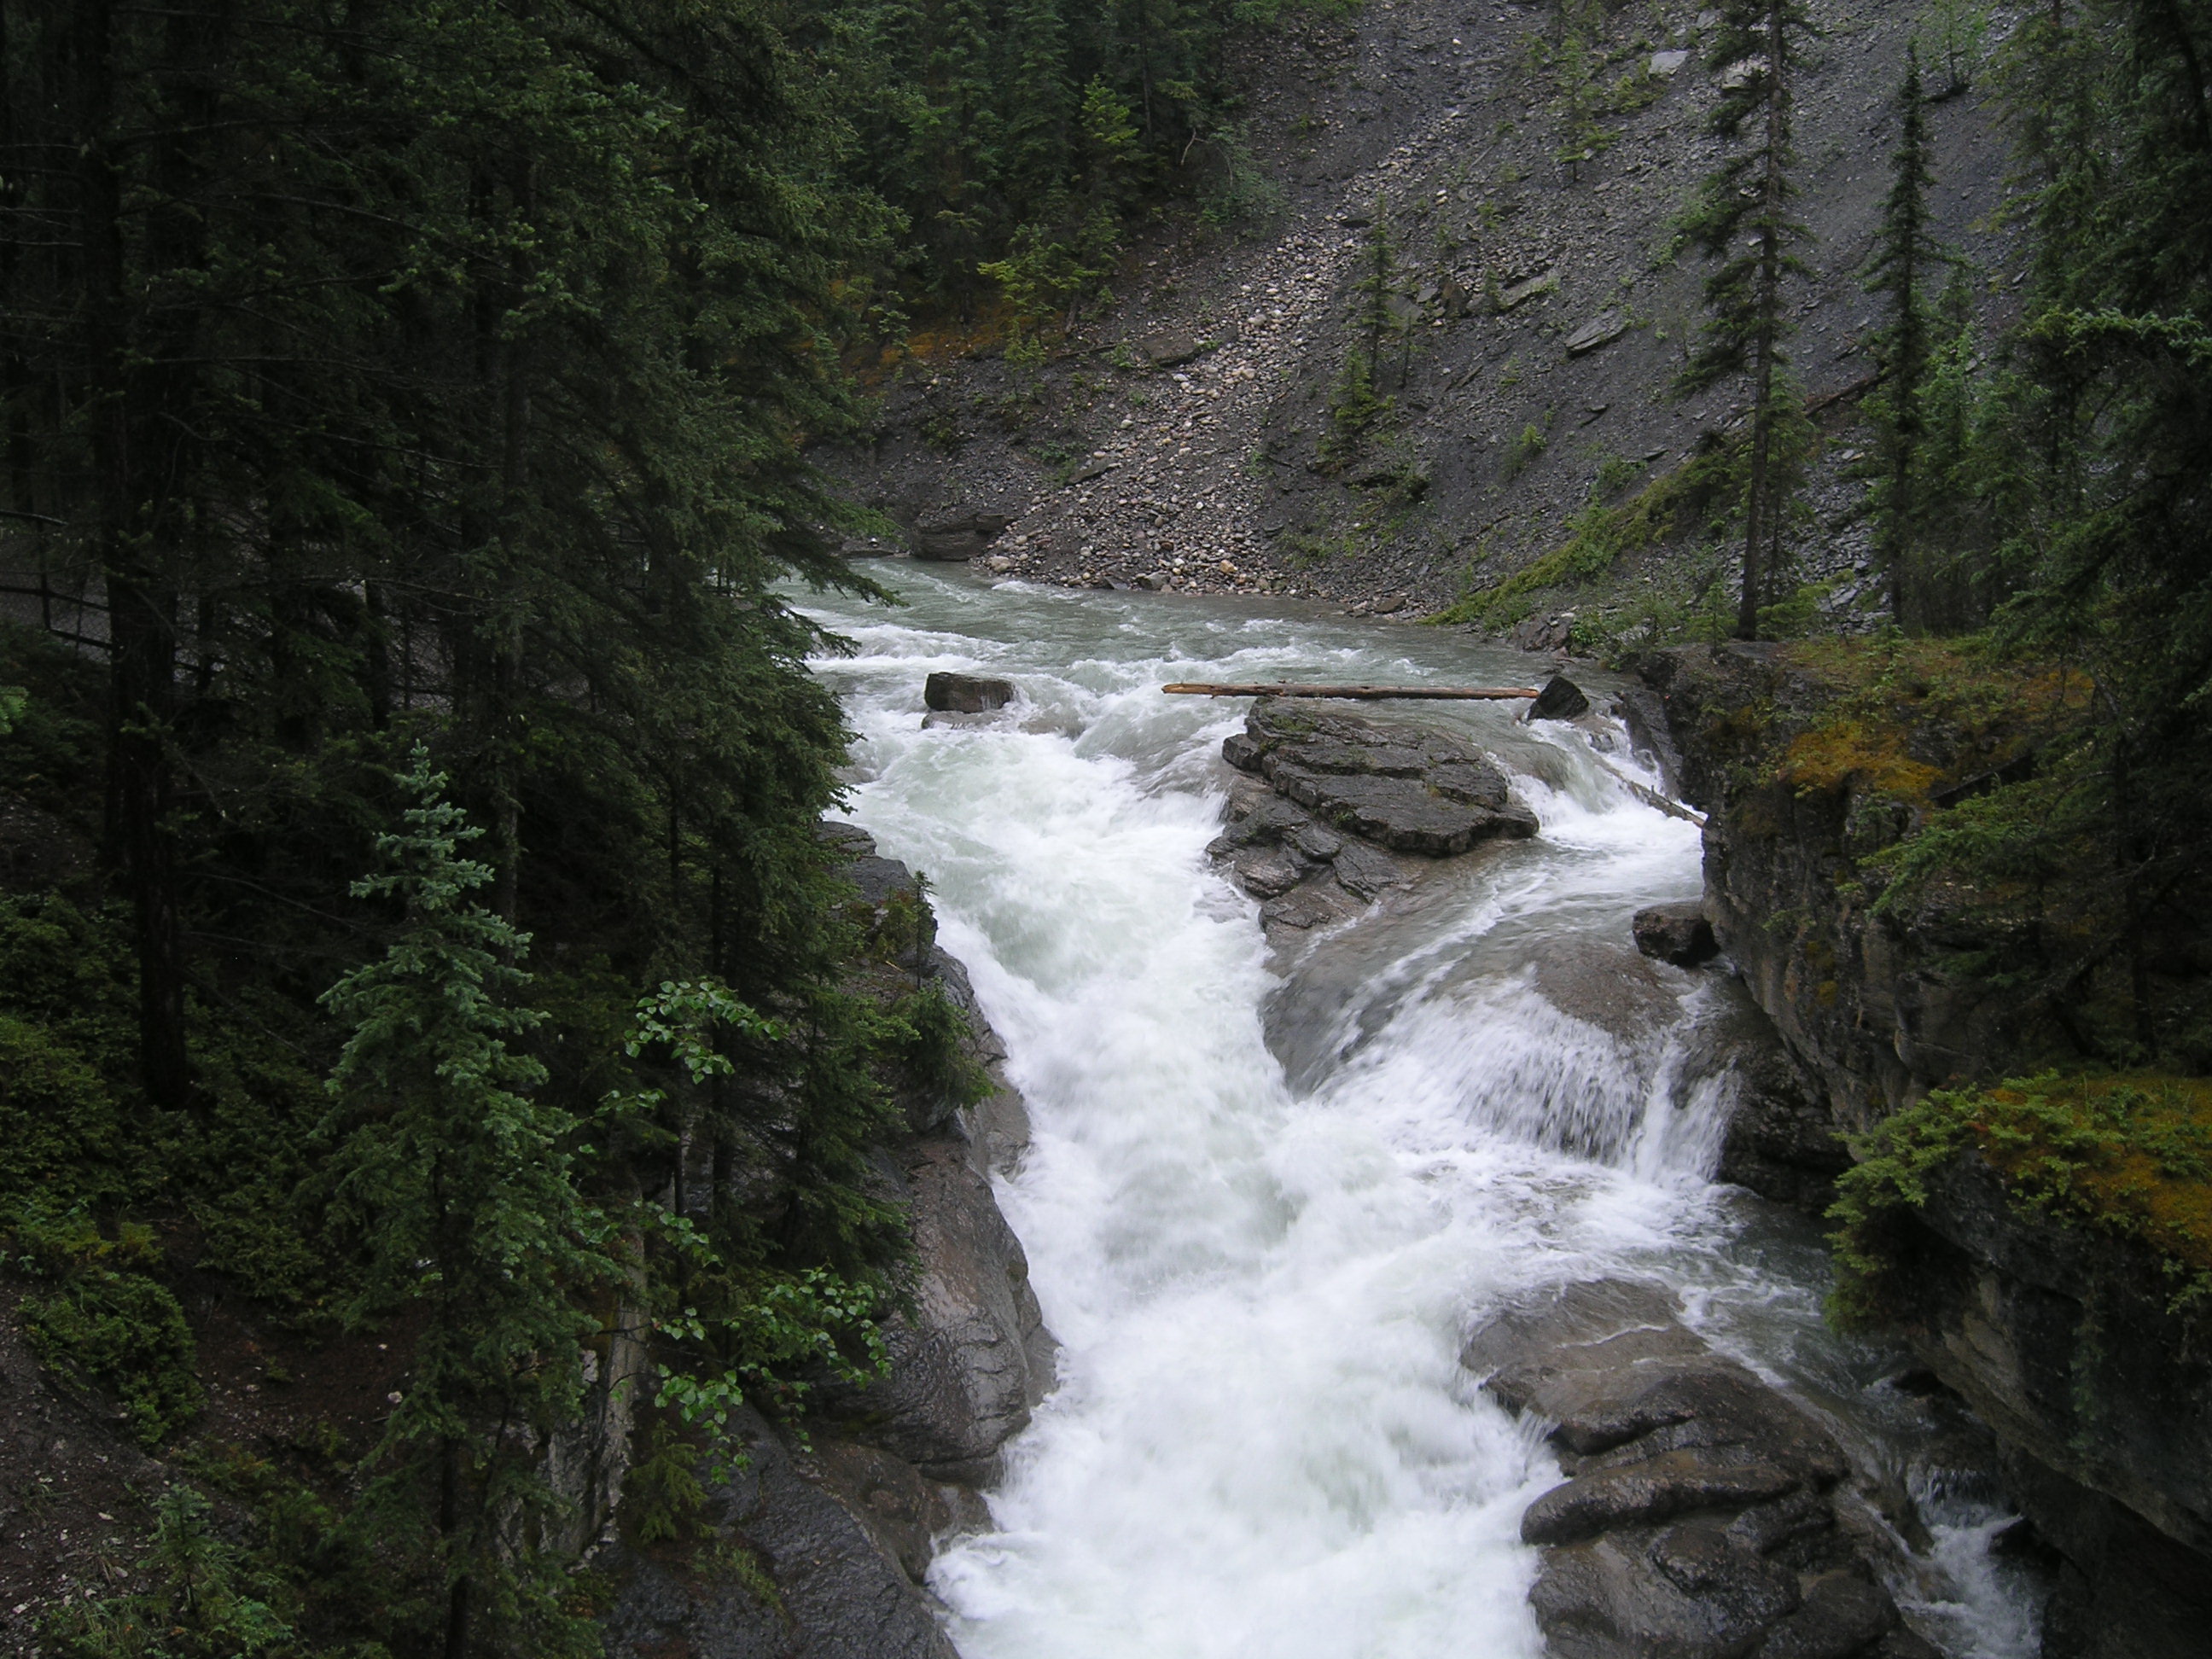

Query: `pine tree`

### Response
(1677, 0, 1814, 639)
(1873, 0, 2212, 1058)
(1910, 265, 1988, 628)
(1861, 44, 1944, 628)
(322, 750, 607, 1658)
(1004, 0, 1077, 192)
(0, 0, 889, 1047)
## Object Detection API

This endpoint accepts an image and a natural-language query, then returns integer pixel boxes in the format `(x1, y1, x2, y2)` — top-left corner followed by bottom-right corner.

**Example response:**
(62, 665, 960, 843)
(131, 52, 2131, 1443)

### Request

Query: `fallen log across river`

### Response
(1161, 682, 1542, 701)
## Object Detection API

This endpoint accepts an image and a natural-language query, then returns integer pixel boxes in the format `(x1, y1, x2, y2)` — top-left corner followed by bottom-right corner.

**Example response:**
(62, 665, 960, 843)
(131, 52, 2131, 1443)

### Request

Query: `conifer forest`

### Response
(0, 0, 2207, 1653)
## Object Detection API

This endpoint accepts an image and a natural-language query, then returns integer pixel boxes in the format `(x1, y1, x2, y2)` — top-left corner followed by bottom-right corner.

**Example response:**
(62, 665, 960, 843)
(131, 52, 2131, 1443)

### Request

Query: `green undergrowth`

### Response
(9, 1208, 204, 1447)
(1830, 1072, 2212, 1324)
(0, 749, 988, 1649)
(1777, 635, 2088, 807)
(42, 1486, 301, 1659)
(1429, 437, 1743, 628)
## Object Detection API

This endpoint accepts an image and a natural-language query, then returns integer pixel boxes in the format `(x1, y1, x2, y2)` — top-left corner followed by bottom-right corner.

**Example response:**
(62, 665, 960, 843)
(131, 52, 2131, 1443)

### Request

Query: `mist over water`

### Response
(796, 565, 2040, 1659)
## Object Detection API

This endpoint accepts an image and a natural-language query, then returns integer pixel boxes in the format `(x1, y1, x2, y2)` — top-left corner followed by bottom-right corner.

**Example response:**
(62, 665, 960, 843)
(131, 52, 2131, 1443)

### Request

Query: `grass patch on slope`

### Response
(1428, 438, 1742, 629)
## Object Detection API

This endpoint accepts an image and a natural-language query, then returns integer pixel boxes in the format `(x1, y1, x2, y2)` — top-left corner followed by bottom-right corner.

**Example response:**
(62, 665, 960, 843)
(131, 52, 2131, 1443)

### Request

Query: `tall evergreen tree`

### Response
(0, 0, 888, 1087)
(1004, 0, 1077, 190)
(1677, 0, 1814, 638)
(1876, 0, 2212, 1060)
(1862, 44, 1945, 628)
(323, 752, 605, 1659)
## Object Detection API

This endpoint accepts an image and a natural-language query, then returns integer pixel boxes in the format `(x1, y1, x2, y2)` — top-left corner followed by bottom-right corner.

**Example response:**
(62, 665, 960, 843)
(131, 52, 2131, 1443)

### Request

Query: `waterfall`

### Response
(799, 564, 2041, 1659)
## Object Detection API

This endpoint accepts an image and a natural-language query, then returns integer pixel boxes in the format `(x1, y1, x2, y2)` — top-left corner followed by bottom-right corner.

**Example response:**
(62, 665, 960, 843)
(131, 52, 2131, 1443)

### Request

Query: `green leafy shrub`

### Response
(0, 1012, 130, 1205)
(1435, 435, 1740, 628)
(1498, 418, 1550, 483)
(1829, 1072, 2212, 1326)
(44, 1487, 294, 1658)
(1196, 124, 1288, 236)
(19, 1257, 204, 1447)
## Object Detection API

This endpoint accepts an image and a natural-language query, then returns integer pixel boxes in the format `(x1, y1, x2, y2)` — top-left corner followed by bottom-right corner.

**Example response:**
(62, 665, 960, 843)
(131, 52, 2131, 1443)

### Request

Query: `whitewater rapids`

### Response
(798, 565, 2040, 1659)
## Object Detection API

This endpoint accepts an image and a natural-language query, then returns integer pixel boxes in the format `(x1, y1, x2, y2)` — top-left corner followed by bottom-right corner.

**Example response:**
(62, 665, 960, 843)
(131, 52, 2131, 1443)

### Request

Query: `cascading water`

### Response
(797, 564, 2044, 1659)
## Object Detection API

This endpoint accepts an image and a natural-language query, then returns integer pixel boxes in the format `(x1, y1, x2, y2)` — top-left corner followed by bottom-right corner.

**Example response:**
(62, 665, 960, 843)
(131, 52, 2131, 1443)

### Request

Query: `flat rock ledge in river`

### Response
(1212, 699, 1535, 928)
(1467, 1281, 1939, 1659)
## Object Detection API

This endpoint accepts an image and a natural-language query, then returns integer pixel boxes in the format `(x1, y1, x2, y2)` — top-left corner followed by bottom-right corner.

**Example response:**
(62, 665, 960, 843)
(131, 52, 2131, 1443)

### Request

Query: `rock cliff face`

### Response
(601, 825, 1049, 1658)
(1878, 1157, 2212, 1659)
(1633, 643, 2040, 1137)
(1635, 643, 2212, 1659)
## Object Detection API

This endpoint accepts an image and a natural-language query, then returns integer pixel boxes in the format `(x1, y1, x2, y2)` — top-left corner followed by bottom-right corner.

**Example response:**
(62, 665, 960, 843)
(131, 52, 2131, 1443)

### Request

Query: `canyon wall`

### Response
(593, 826, 1047, 1659)
(1638, 643, 2212, 1659)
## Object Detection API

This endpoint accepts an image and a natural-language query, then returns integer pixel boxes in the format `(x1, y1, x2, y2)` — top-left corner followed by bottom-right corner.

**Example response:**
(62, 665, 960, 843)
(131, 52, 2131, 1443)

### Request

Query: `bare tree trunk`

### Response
(81, 0, 194, 1109)
(439, 1439, 473, 1659)
(490, 168, 533, 926)
(1135, 0, 1156, 143)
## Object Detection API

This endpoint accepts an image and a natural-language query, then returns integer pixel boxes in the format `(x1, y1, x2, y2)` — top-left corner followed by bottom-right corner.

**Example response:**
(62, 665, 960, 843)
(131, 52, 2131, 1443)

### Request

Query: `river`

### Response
(798, 563, 2043, 1659)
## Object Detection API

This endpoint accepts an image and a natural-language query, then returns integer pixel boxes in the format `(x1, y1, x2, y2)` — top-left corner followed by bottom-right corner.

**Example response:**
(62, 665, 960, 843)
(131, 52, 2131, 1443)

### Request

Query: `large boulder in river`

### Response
(1633, 901, 1718, 967)
(1526, 673, 1592, 723)
(924, 671, 1014, 713)
(1468, 1281, 1937, 1659)
(1208, 780, 1384, 930)
(1223, 699, 1537, 856)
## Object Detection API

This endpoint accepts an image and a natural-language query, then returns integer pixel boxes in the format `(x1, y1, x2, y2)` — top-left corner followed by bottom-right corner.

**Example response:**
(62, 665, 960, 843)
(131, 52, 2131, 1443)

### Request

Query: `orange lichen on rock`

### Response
(1967, 1073, 2212, 1279)
(1781, 718, 1945, 801)
(1773, 639, 2091, 806)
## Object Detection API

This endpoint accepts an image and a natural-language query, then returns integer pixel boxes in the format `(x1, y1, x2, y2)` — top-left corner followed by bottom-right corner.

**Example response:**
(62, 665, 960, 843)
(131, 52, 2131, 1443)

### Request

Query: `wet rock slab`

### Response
(602, 1405, 963, 1659)
(1467, 1281, 1938, 1659)
(1633, 901, 1718, 968)
(1210, 699, 1535, 927)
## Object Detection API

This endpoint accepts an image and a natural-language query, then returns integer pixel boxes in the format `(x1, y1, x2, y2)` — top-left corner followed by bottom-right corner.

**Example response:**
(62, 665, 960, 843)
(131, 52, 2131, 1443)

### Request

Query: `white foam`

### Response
(790, 568, 2038, 1659)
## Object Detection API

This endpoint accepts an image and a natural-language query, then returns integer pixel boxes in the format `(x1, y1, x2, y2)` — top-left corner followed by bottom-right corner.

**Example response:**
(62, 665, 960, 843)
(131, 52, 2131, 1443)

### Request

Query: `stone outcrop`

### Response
(923, 671, 1015, 713)
(1877, 1156, 2212, 1659)
(602, 1405, 964, 1659)
(913, 509, 1015, 562)
(1633, 643, 2036, 1132)
(1468, 1281, 1937, 1659)
(1209, 698, 1535, 927)
(1632, 902, 1716, 968)
(1625, 643, 2017, 1211)
(818, 824, 1051, 1481)
(602, 824, 1050, 1658)
(1635, 643, 2212, 1659)
(847, 1130, 1053, 1487)
(1685, 992, 1853, 1214)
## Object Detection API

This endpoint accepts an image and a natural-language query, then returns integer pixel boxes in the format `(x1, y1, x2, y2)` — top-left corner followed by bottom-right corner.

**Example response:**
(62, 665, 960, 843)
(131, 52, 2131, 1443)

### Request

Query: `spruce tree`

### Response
(1677, 0, 1814, 638)
(0, 0, 888, 1045)
(1874, 0, 2212, 1058)
(322, 751, 607, 1658)
(1004, 0, 1077, 191)
(1861, 44, 1944, 627)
